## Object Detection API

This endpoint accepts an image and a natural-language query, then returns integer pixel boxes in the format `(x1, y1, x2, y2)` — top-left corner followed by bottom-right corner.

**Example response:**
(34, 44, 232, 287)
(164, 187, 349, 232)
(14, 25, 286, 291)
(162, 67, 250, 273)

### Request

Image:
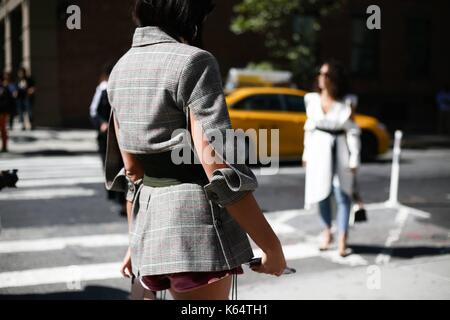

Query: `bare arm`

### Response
(189, 111, 286, 275)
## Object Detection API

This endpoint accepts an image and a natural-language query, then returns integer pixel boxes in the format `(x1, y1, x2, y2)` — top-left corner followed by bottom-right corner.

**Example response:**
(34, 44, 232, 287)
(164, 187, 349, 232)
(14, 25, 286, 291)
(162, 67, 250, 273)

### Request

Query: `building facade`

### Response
(0, 0, 448, 133)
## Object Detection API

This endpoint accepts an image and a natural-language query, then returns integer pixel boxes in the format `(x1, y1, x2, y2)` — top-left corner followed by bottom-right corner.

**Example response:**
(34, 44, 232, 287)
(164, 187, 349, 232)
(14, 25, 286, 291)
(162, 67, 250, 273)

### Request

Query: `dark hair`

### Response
(102, 61, 115, 77)
(133, 0, 215, 44)
(314, 59, 349, 100)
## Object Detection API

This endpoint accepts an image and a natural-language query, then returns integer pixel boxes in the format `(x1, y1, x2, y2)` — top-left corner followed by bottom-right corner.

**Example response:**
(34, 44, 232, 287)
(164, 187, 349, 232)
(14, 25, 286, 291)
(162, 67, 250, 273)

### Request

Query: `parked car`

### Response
(225, 87, 390, 162)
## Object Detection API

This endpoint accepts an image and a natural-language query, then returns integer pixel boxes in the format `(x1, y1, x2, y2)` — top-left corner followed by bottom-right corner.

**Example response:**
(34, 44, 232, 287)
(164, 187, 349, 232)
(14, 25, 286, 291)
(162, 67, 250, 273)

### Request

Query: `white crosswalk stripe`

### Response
(0, 263, 122, 289)
(0, 155, 104, 190)
(0, 234, 129, 254)
(0, 187, 97, 200)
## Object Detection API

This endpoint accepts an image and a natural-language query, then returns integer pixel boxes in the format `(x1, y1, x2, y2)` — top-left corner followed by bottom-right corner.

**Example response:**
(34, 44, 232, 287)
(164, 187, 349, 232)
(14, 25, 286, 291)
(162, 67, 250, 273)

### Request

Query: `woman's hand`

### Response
(120, 247, 134, 278)
(251, 244, 287, 277)
(126, 166, 144, 184)
(100, 122, 109, 133)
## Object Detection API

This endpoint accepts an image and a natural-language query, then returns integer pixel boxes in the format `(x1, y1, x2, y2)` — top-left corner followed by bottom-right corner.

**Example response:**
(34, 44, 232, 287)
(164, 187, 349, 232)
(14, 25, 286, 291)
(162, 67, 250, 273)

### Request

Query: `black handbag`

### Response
(352, 174, 368, 223)
(354, 206, 368, 222)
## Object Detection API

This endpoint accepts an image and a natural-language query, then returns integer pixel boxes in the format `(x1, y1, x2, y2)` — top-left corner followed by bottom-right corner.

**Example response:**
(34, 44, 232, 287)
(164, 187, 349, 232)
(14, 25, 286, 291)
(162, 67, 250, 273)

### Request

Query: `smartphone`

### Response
(244, 257, 296, 275)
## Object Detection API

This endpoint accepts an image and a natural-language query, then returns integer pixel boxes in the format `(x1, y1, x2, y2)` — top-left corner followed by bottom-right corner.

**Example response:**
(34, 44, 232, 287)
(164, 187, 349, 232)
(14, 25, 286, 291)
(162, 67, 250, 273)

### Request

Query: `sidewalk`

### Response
(237, 254, 450, 300)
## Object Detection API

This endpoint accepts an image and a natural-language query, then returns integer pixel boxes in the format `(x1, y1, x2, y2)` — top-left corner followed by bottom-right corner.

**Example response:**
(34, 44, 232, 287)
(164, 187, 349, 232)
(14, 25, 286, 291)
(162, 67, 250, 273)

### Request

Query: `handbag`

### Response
(352, 174, 368, 223)
(353, 204, 367, 222)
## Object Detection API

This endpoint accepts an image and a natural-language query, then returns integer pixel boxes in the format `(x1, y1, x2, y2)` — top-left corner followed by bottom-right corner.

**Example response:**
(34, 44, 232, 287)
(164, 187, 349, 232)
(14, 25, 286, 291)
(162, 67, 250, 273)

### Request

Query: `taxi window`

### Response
(284, 94, 306, 112)
(233, 94, 283, 111)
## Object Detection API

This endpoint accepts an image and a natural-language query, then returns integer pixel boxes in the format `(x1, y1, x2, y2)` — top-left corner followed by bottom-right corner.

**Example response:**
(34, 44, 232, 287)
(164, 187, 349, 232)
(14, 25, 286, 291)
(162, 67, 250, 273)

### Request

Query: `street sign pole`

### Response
(386, 130, 403, 208)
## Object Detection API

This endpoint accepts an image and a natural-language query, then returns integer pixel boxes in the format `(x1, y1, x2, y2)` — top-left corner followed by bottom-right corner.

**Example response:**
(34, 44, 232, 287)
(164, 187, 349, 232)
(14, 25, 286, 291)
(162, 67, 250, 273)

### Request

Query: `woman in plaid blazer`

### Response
(104, 0, 286, 300)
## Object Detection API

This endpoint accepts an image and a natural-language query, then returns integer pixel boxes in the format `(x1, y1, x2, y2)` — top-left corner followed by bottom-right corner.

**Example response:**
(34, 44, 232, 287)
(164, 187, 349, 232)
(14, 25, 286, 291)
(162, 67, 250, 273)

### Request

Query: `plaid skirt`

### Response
(129, 179, 254, 278)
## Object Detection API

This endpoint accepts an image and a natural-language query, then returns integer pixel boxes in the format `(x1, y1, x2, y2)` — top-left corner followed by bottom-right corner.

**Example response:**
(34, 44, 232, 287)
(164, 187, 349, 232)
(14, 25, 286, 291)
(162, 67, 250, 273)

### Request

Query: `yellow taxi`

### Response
(225, 87, 390, 161)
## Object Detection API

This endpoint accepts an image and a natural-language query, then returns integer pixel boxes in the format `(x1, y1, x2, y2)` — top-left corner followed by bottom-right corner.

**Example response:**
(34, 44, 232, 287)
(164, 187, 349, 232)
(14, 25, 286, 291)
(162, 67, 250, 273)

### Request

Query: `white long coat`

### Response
(303, 92, 361, 208)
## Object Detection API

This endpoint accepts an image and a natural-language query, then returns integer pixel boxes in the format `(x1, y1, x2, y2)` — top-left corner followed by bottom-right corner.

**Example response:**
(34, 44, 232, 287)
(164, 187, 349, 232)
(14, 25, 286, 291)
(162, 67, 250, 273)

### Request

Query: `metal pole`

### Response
(386, 130, 403, 208)
(4, 10, 12, 72)
(21, 0, 31, 72)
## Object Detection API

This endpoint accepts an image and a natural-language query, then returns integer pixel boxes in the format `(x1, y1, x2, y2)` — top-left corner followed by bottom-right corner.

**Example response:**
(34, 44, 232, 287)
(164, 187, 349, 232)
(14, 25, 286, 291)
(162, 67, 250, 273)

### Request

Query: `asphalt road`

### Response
(0, 129, 449, 299)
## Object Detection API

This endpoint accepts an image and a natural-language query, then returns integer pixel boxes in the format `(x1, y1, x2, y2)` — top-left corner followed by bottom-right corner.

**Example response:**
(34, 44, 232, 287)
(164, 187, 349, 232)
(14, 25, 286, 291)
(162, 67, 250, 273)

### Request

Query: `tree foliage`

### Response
(231, 0, 346, 86)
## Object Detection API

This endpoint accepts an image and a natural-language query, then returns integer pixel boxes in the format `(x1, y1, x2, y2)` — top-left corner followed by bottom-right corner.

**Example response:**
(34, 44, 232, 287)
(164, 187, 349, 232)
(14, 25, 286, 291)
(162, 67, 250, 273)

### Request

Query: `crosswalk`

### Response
(0, 156, 105, 188)
(0, 154, 374, 295)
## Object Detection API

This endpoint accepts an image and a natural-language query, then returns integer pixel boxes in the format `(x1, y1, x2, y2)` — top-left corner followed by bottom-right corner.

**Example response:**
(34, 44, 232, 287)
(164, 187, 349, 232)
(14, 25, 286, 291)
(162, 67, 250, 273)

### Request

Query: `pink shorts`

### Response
(140, 266, 244, 293)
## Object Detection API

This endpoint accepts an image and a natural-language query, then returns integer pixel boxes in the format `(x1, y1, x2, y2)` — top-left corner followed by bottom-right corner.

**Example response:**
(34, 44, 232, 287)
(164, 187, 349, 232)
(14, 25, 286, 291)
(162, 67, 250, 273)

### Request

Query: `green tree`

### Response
(231, 0, 346, 86)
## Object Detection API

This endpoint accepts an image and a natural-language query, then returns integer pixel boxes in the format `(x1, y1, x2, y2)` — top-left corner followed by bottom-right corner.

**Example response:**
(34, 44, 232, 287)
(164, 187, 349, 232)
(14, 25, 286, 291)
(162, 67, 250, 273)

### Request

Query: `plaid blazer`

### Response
(104, 26, 257, 275)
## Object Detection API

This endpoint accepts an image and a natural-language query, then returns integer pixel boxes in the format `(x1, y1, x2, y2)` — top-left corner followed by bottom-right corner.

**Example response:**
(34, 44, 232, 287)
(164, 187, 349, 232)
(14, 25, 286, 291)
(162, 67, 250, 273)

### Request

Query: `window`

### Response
(406, 18, 431, 79)
(283, 95, 306, 112)
(233, 94, 283, 111)
(351, 17, 380, 78)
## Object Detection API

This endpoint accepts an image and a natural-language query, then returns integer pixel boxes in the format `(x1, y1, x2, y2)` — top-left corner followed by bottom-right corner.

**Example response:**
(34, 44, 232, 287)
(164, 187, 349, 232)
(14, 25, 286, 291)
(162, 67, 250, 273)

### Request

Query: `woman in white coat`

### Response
(303, 60, 361, 257)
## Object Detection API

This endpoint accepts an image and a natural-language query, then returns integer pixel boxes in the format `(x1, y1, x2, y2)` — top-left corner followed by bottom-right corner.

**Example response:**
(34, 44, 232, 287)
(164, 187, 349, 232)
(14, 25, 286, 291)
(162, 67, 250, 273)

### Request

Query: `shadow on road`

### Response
(10, 136, 38, 143)
(349, 244, 450, 258)
(0, 285, 130, 300)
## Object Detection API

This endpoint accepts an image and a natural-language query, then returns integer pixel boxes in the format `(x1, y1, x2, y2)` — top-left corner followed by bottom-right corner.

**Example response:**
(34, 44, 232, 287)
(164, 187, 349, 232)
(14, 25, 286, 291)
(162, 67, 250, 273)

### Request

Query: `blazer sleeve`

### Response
(344, 94, 359, 110)
(302, 93, 316, 163)
(103, 108, 135, 201)
(344, 114, 361, 169)
(177, 50, 258, 207)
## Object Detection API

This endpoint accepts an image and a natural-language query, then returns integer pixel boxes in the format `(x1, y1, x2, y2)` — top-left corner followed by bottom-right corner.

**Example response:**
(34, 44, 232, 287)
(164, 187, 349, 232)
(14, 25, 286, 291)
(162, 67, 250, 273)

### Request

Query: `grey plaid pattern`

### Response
(104, 26, 256, 275)
(129, 183, 253, 276)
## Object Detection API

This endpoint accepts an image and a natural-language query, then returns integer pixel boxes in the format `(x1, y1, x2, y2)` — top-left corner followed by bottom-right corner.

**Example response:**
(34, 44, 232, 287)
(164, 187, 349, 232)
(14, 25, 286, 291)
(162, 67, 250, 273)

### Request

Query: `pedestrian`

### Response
(436, 83, 450, 135)
(0, 73, 16, 153)
(302, 60, 361, 257)
(16, 67, 36, 131)
(105, 0, 287, 300)
(89, 62, 127, 217)
(3, 71, 18, 130)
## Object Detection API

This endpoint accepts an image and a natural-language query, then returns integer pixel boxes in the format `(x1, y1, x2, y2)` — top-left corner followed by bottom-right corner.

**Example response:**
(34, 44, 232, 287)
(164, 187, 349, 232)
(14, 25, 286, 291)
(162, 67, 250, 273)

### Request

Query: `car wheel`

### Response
(361, 130, 378, 162)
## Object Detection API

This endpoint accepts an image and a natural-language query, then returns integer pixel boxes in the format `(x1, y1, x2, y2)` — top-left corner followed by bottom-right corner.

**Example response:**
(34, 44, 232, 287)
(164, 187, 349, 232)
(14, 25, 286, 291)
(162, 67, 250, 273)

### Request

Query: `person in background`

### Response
(3, 72, 18, 130)
(436, 83, 450, 135)
(302, 60, 361, 257)
(17, 67, 36, 131)
(0, 74, 16, 152)
(89, 62, 126, 217)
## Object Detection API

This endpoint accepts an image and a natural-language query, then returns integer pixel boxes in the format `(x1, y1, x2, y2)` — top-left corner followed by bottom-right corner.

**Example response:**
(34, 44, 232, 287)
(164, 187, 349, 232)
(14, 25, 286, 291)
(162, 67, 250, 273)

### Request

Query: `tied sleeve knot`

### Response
(203, 165, 258, 207)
